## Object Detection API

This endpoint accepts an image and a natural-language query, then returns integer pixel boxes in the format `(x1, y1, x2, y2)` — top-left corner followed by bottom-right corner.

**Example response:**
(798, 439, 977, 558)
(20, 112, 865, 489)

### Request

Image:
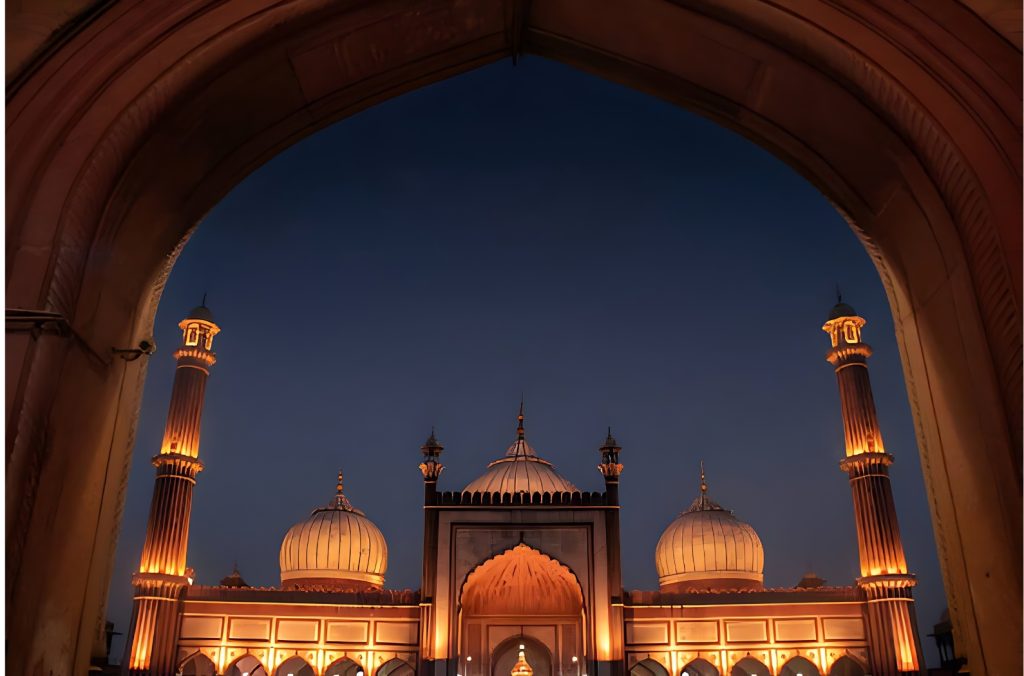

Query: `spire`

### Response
(327, 469, 357, 512)
(602, 426, 619, 450)
(421, 427, 443, 455)
(201, 291, 208, 307)
(825, 289, 859, 323)
(504, 398, 538, 458)
(686, 461, 724, 513)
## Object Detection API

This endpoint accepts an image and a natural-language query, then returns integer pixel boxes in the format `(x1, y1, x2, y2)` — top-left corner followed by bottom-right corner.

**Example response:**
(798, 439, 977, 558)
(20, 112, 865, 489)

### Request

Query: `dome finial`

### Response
(686, 460, 723, 512)
(328, 469, 356, 512)
(516, 396, 525, 441)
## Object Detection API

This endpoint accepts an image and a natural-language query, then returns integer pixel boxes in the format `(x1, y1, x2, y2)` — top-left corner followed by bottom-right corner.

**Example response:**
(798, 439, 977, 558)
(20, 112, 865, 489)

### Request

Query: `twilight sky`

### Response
(107, 57, 945, 665)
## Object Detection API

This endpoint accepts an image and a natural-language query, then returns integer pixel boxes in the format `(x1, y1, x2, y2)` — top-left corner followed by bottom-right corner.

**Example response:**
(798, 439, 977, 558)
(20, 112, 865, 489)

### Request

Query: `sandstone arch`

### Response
(5, 2, 1019, 674)
(180, 651, 217, 676)
(461, 543, 584, 616)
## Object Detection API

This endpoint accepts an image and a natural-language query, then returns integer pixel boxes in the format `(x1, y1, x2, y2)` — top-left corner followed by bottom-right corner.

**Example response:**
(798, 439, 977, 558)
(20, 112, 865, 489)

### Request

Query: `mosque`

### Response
(121, 301, 924, 676)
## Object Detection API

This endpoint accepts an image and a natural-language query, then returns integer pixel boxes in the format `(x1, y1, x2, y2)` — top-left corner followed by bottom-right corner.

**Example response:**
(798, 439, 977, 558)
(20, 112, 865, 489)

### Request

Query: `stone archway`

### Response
(325, 657, 363, 676)
(5, 2, 1019, 675)
(827, 656, 865, 676)
(459, 543, 585, 676)
(779, 656, 821, 676)
(226, 654, 270, 676)
(729, 657, 769, 676)
(490, 636, 553, 676)
(681, 658, 719, 676)
(180, 651, 217, 676)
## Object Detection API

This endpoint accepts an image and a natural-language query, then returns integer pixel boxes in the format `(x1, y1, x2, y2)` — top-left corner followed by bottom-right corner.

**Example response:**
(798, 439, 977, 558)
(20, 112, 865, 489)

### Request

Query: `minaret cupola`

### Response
(179, 300, 220, 352)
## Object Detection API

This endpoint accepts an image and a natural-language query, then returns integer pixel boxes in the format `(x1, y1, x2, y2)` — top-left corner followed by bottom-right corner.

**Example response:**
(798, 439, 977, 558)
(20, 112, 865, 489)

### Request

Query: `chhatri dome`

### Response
(279, 470, 388, 592)
(185, 302, 215, 324)
(655, 463, 764, 592)
(463, 404, 578, 494)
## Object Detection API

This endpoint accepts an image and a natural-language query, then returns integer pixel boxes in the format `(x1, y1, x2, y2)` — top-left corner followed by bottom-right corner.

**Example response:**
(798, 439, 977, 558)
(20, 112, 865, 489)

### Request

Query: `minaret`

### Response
(123, 303, 220, 675)
(598, 428, 625, 676)
(418, 428, 444, 673)
(822, 299, 922, 675)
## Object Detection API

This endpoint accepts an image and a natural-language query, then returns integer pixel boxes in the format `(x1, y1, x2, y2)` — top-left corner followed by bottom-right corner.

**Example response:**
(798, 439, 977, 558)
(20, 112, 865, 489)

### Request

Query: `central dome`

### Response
(279, 471, 387, 592)
(463, 407, 578, 494)
(655, 466, 764, 592)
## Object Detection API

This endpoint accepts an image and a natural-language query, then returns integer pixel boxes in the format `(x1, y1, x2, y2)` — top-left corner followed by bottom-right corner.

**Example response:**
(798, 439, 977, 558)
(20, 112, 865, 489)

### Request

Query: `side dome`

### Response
(655, 466, 763, 592)
(279, 471, 387, 592)
(464, 407, 578, 494)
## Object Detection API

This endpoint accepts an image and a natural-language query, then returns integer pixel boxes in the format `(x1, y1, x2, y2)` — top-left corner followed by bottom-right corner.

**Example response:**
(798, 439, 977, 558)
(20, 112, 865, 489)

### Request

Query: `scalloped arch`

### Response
(461, 543, 584, 615)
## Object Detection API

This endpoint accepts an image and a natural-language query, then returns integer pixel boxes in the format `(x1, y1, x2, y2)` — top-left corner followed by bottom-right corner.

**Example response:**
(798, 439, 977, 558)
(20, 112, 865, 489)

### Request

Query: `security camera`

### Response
(112, 338, 157, 361)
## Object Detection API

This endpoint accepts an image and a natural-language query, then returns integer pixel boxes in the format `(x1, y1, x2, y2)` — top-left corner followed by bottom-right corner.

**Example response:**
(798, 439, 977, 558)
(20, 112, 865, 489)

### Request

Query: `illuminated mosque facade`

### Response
(122, 301, 924, 676)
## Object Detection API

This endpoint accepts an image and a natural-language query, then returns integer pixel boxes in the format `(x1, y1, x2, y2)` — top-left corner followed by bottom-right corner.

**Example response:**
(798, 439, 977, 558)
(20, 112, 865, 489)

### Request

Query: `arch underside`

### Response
(5, 2, 1020, 676)
(460, 543, 584, 676)
(461, 543, 584, 616)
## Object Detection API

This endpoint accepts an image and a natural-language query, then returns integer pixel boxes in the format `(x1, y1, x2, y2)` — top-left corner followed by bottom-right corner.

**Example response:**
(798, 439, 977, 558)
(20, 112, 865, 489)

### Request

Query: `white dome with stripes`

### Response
(279, 471, 387, 591)
(463, 407, 578, 495)
(655, 467, 763, 591)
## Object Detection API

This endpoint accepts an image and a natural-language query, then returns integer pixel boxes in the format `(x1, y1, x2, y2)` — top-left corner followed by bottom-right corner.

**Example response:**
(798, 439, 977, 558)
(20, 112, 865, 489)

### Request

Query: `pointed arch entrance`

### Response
(5, 2, 1019, 675)
(459, 544, 585, 676)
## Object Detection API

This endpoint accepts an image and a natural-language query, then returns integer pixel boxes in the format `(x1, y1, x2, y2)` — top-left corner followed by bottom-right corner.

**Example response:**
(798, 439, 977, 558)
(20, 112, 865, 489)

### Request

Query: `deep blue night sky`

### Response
(106, 57, 946, 666)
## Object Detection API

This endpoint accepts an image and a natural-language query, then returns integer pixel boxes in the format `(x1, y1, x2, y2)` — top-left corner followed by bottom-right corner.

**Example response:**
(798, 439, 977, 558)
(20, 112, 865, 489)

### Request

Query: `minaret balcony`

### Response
(839, 451, 894, 470)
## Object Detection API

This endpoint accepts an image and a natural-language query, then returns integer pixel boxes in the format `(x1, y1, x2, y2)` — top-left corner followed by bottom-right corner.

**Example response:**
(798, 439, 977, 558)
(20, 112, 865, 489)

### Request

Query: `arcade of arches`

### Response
(5, 1, 1021, 675)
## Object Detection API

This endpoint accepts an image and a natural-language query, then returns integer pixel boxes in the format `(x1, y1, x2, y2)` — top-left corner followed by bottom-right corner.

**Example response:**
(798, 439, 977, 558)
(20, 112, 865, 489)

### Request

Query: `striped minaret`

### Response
(123, 303, 220, 675)
(823, 299, 922, 675)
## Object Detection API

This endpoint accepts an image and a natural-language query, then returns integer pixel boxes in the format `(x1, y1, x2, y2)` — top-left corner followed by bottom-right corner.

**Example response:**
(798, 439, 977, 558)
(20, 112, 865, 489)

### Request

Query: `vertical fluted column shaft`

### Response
(125, 344, 215, 675)
(827, 338, 921, 675)
(138, 457, 202, 575)
(124, 580, 184, 676)
(862, 580, 921, 674)
(159, 358, 209, 457)
(835, 355, 885, 455)
(842, 453, 907, 577)
(140, 350, 211, 573)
